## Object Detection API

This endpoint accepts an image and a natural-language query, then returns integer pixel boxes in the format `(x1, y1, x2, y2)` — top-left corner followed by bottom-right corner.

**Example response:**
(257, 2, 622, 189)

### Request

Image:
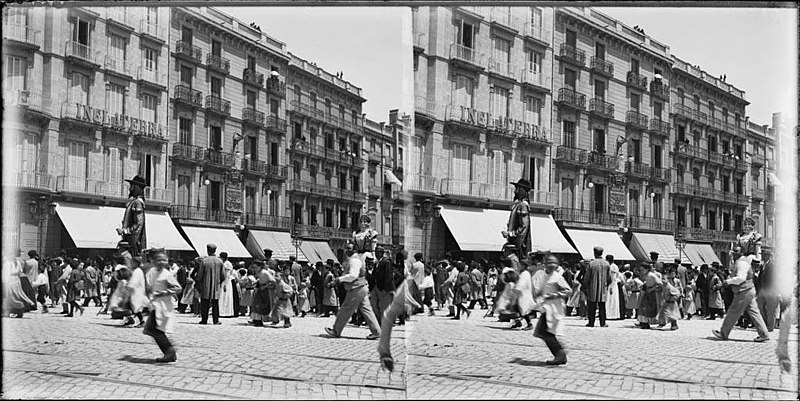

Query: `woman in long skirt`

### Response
(661, 267, 682, 330)
(2, 255, 35, 317)
(143, 249, 182, 363)
(249, 261, 275, 326)
(636, 263, 660, 329)
(605, 263, 621, 320)
(218, 256, 236, 318)
(238, 268, 255, 317)
(452, 262, 471, 320)
(65, 259, 85, 317)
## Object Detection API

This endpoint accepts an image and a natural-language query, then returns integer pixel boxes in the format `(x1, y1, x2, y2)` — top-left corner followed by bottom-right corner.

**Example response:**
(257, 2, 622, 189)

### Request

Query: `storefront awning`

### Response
(565, 228, 636, 261)
(439, 205, 576, 253)
(683, 243, 721, 266)
(300, 240, 338, 264)
(181, 226, 251, 258)
(629, 232, 680, 263)
(246, 230, 306, 262)
(384, 170, 402, 186)
(54, 202, 193, 251)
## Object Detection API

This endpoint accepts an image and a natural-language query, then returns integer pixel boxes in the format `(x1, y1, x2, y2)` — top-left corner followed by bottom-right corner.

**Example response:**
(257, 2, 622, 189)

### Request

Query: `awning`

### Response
(439, 205, 576, 253)
(54, 202, 193, 251)
(384, 170, 402, 186)
(245, 230, 306, 262)
(300, 240, 337, 264)
(629, 232, 680, 263)
(565, 228, 636, 261)
(181, 226, 251, 258)
(684, 243, 721, 266)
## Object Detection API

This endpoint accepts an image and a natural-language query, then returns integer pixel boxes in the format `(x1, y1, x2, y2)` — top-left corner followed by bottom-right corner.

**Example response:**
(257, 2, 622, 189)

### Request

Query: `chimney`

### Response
(389, 109, 399, 125)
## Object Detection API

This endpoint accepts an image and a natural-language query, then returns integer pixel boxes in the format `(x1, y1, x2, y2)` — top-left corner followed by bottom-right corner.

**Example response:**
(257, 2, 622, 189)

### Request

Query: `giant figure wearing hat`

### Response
(117, 175, 148, 257)
(502, 179, 532, 261)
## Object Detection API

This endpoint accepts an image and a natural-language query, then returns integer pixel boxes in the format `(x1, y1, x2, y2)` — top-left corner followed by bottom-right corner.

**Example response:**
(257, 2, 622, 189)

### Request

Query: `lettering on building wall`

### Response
(76, 104, 165, 138)
(458, 106, 547, 139)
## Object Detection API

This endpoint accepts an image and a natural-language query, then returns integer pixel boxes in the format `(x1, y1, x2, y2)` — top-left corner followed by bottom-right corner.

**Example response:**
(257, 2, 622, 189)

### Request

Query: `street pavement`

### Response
(2, 305, 798, 399)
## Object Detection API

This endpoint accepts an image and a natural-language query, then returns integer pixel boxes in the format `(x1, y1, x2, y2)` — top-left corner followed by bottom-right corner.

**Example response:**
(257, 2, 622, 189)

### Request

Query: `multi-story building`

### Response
(285, 52, 367, 261)
(745, 119, 777, 257)
(167, 7, 289, 259)
(669, 56, 750, 266)
(410, 6, 574, 260)
(363, 110, 408, 249)
(3, 6, 192, 257)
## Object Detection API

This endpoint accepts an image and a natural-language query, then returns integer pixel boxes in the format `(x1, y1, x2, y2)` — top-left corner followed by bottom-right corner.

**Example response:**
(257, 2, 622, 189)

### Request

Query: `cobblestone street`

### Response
(2, 307, 797, 399)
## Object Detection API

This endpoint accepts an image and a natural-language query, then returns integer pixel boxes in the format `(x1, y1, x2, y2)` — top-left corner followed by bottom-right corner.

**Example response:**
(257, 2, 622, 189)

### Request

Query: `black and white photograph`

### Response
(1, 2, 798, 399)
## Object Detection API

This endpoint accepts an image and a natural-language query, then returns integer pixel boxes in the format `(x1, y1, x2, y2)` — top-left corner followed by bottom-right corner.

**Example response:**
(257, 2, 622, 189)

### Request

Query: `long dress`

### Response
(2, 257, 35, 314)
(605, 265, 621, 319)
(218, 262, 236, 318)
(661, 277, 682, 323)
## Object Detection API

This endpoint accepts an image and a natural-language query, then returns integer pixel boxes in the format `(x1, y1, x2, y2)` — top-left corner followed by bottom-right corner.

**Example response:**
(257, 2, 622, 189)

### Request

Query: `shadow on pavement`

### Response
(703, 336, 754, 343)
(508, 357, 552, 367)
(119, 355, 158, 364)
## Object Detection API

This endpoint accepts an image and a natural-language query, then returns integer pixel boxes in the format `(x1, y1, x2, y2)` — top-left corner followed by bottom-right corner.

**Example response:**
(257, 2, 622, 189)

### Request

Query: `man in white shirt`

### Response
(712, 245, 770, 342)
(325, 243, 381, 340)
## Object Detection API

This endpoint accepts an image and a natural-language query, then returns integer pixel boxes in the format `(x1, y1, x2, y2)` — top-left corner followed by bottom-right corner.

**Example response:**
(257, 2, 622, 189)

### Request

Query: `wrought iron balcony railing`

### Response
(553, 208, 621, 226)
(170, 205, 238, 223)
(242, 107, 265, 126)
(625, 161, 652, 178)
(559, 44, 585, 66)
(172, 143, 206, 162)
(205, 148, 234, 167)
(243, 213, 292, 230)
(175, 40, 202, 63)
(557, 88, 586, 109)
(649, 81, 669, 99)
(626, 71, 647, 89)
(265, 78, 286, 97)
(588, 98, 614, 119)
(650, 166, 671, 182)
(406, 174, 438, 193)
(4, 23, 41, 48)
(173, 84, 203, 107)
(243, 68, 264, 87)
(626, 110, 648, 130)
(628, 216, 674, 232)
(206, 54, 230, 74)
(266, 115, 287, 132)
(554, 146, 586, 165)
(205, 94, 231, 116)
(649, 119, 671, 137)
(590, 56, 614, 76)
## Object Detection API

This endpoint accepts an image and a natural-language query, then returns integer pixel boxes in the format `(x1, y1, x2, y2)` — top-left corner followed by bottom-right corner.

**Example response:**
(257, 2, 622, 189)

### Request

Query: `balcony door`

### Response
(455, 20, 474, 49)
(454, 75, 474, 109)
(566, 29, 576, 48)
(593, 129, 605, 153)
(564, 68, 577, 91)
(177, 174, 191, 206)
(67, 142, 88, 186)
(181, 27, 192, 44)
(211, 40, 221, 57)
(209, 181, 221, 211)
(245, 186, 256, 215)
(629, 189, 639, 217)
(180, 65, 192, 87)
(72, 19, 90, 46)
(560, 178, 574, 208)
(593, 184, 605, 214)
(451, 143, 472, 193)
(209, 125, 222, 151)
(594, 79, 605, 101)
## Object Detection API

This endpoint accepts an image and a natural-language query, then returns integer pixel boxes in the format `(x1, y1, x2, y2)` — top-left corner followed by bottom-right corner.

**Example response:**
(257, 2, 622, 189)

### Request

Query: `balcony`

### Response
(136, 67, 166, 91)
(242, 107, 265, 127)
(553, 208, 621, 226)
(707, 151, 724, 165)
(4, 23, 41, 49)
(628, 216, 674, 232)
(204, 149, 234, 168)
(590, 57, 614, 77)
(556, 88, 586, 110)
(341, 118, 363, 134)
(243, 68, 264, 87)
(751, 187, 766, 200)
(104, 55, 131, 78)
(56, 176, 106, 197)
(649, 81, 669, 100)
(243, 213, 291, 230)
(449, 43, 485, 71)
(676, 226, 737, 243)
(368, 152, 382, 164)
(206, 54, 230, 74)
(648, 119, 671, 138)
(554, 146, 586, 165)
(290, 100, 324, 121)
(265, 115, 287, 133)
(290, 139, 327, 158)
(144, 187, 173, 204)
(173, 84, 203, 107)
(626, 110, 648, 130)
(650, 166, 671, 183)
(171, 143, 205, 163)
(626, 71, 647, 90)
(529, 190, 558, 208)
(586, 151, 617, 171)
(588, 98, 614, 119)
(558, 44, 585, 66)
(673, 104, 708, 125)
(170, 205, 238, 224)
(175, 40, 201, 63)
(751, 153, 766, 167)
(8, 171, 55, 192)
(265, 78, 286, 97)
(243, 159, 288, 179)
(139, 21, 165, 43)
(205, 95, 231, 117)
(519, 69, 549, 92)
(441, 178, 513, 200)
(65, 41, 99, 68)
(406, 174, 438, 193)
(625, 161, 652, 179)
(488, 58, 514, 80)
(5, 90, 51, 115)
(522, 23, 548, 46)
(296, 225, 351, 240)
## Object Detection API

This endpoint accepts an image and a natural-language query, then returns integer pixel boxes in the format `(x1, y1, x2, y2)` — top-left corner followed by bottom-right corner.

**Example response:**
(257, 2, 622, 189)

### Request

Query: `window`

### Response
(246, 55, 256, 72)
(722, 175, 730, 192)
(676, 164, 685, 184)
(107, 84, 125, 116)
(629, 189, 639, 216)
(246, 186, 256, 215)
(454, 75, 474, 108)
(370, 171, 376, 187)
(490, 87, 509, 118)
(593, 129, 605, 153)
(69, 72, 90, 105)
(293, 85, 301, 104)
(324, 208, 333, 228)
(339, 210, 348, 229)
(352, 174, 361, 192)
(452, 144, 472, 182)
(309, 164, 317, 184)
(177, 174, 191, 206)
(562, 120, 576, 148)
(72, 18, 90, 46)
(675, 206, 686, 227)
(324, 169, 332, 186)
(339, 104, 346, 122)
(708, 210, 717, 230)
(653, 101, 662, 120)
(653, 145, 662, 168)
(493, 37, 511, 64)
(693, 208, 702, 229)
(630, 139, 641, 163)
(594, 79, 605, 100)
(490, 150, 507, 186)
(326, 133, 335, 149)
(179, 118, 192, 145)
(708, 136, 717, 153)
(352, 110, 359, 124)
(309, 206, 318, 226)
(209, 125, 222, 150)
(270, 99, 279, 116)
(693, 169, 701, 186)
(181, 27, 192, 44)
(708, 172, 715, 190)
(630, 93, 640, 112)
(734, 215, 743, 233)
(523, 96, 541, 125)
(722, 107, 728, 122)
(140, 93, 157, 122)
(293, 122, 302, 140)
(677, 125, 686, 143)
(455, 19, 475, 49)
(108, 34, 126, 67)
(293, 162, 301, 180)
(339, 172, 347, 190)
(595, 42, 605, 59)
(630, 58, 639, 74)
(180, 65, 192, 86)
(246, 90, 256, 108)
(104, 147, 123, 194)
(721, 140, 730, 154)
(564, 68, 577, 90)
(6, 55, 26, 91)
(246, 136, 257, 160)
(270, 142, 278, 166)
(677, 88, 685, 105)
(722, 213, 731, 231)
(530, 7, 542, 30)
(210, 76, 222, 96)
(211, 40, 221, 57)
(351, 212, 360, 230)
(734, 143, 743, 159)
(294, 203, 303, 225)
(593, 184, 605, 213)
(14, 133, 39, 174)
(139, 153, 156, 187)
(338, 137, 347, 152)
(143, 47, 158, 72)
(560, 178, 574, 208)
(566, 30, 576, 48)
(735, 177, 743, 195)
(693, 95, 701, 112)
(145, 7, 158, 25)
(325, 99, 332, 115)
(526, 50, 542, 74)
(708, 101, 715, 118)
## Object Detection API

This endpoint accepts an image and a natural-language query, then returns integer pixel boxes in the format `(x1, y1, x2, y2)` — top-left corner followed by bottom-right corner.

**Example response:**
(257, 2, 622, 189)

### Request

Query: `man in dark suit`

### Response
(696, 264, 711, 318)
(195, 243, 225, 325)
(582, 246, 612, 328)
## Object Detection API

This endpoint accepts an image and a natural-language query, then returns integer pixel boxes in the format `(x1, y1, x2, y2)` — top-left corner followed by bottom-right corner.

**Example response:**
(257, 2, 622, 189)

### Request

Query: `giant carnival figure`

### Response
(117, 175, 148, 258)
(502, 178, 532, 263)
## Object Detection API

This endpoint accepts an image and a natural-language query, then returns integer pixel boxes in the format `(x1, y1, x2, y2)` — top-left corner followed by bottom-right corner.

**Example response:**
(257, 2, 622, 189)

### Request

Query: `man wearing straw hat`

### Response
(117, 175, 148, 257)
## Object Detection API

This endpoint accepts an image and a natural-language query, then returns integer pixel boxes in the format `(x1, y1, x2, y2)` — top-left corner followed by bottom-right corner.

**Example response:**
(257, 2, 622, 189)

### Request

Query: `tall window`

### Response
(723, 213, 731, 231)
(594, 79, 606, 100)
(139, 153, 156, 187)
(490, 87, 509, 118)
(653, 145, 662, 168)
(210, 76, 222, 96)
(108, 35, 126, 67)
(270, 142, 278, 166)
(735, 177, 743, 195)
(179, 118, 192, 144)
(455, 20, 474, 49)
(490, 150, 507, 186)
(595, 42, 605, 59)
(676, 206, 686, 227)
(180, 65, 192, 86)
(69, 72, 90, 105)
(211, 40, 221, 57)
(68, 142, 88, 179)
(107, 84, 125, 116)
(104, 147, 123, 193)
(452, 144, 472, 183)
(5, 55, 26, 91)
(454, 75, 474, 109)
(309, 205, 318, 226)
(708, 136, 717, 152)
(324, 208, 334, 228)
(560, 178, 574, 208)
(324, 168, 332, 187)
(177, 174, 191, 206)
(181, 27, 192, 44)
(708, 210, 717, 230)
(339, 172, 347, 190)
(630, 93, 640, 112)
(653, 193, 663, 219)
(630, 58, 640, 74)
(562, 120, 576, 148)
(143, 47, 158, 72)
(526, 50, 542, 74)
(145, 7, 158, 25)
(722, 175, 730, 192)
(246, 90, 256, 108)
(246, 186, 256, 215)
(564, 68, 577, 90)
(270, 99, 279, 116)
(209, 125, 222, 150)
(309, 164, 317, 184)
(653, 101, 662, 120)
(629, 189, 639, 216)
(565, 30, 576, 48)
(141, 93, 157, 122)
(693, 208, 702, 228)
(246, 136, 257, 160)
(325, 99, 332, 116)
(530, 7, 542, 30)
(707, 172, 716, 190)
(493, 37, 511, 64)
(630, 139, 641, 163)
(676, 164, 685, 184)
(523, 96, 541, 125)
(294, 203, 303, 225)
(72, 18, 90, 46)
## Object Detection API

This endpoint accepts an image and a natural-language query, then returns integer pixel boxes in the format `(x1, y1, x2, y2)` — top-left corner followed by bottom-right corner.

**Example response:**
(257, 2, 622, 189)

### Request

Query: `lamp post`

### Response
(291, 234, 303, 261)
(29, 195, 56, 257)
(675, 233, 686, 264)
(414, 198, 441, 258)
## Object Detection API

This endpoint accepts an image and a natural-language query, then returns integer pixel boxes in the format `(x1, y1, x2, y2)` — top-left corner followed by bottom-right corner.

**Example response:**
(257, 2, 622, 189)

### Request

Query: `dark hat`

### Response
(510, 178, 532, 191)
(502, 243, 517, 251)
(650, 251, 660, 257)
(263, 248, 273, 254)
(124, 175, 149, 188)
(593, 246, 604, 254)
(374, 246, 385, 254)
(711, 261, 721, 266)
(326, 259, 334, 265)
(28, 250, 38, 257)
(674, 258, 682, 263)
(117, 240, 131, 249)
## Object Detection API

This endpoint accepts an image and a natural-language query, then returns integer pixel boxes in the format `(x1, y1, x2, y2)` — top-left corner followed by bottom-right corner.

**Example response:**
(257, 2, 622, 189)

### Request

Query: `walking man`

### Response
(712, 246, 770, 342)
(370, 246, 395, 325)
(195, 244, 225, 325)
(324, 244, 381, 340)
(582, 246, 612, 328)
